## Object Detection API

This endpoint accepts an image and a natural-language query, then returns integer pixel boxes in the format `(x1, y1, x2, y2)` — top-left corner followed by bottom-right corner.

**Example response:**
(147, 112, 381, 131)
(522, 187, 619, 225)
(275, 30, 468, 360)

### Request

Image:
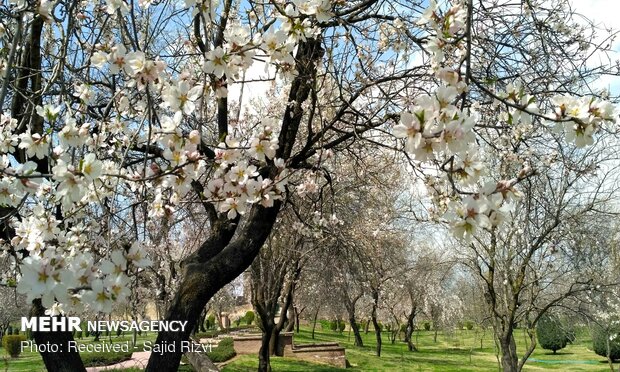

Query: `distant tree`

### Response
(592, 323, 620, 362)
(536, 315, 570, 354)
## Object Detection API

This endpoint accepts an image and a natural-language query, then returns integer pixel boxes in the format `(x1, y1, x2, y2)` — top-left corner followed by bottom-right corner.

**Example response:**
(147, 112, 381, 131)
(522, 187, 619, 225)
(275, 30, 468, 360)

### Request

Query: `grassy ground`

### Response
(1, 332, 158, 372)
(3, 326, 618, 371)
(222, 326, 620, 372)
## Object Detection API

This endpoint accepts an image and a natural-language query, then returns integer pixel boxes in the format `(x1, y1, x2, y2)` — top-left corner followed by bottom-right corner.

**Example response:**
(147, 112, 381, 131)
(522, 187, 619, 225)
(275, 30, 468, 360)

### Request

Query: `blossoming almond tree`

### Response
(0, 0, 618, 370)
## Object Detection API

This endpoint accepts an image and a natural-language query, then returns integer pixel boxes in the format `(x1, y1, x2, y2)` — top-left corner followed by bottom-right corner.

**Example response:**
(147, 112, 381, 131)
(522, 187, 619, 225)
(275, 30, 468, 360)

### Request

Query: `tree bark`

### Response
(371, 289, 381, 357)
(311, 307, 319, 339)
(285, 306, 295, 333)
(145, 203, 281, 372)
(294, 306, 303, 334)
(404, 306, 418, 351)
(349, 316, 364, 347)
(30, 301, 86, 372)
(343, 294, 363, 347)
(498, 330, 519, 372)
(258, 321, 274, 372)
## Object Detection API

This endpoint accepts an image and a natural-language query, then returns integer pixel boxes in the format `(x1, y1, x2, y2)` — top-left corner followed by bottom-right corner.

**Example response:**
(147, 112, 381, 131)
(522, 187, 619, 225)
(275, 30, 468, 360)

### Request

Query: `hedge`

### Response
(207, 337, 236, 362)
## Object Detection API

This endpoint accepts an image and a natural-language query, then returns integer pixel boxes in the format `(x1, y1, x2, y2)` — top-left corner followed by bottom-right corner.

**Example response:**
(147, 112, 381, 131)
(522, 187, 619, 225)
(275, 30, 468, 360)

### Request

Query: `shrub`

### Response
(2, 335, 26, 358)
(592, 324, 620, 361)
(464, 321, 474, 330)
(207, 337, 236, 362)
(244, 311, 255, 325)
(206, 314, 216, 329)
(218, 337, 234, 348)
(423, 322, 431, 331)
(319, 320, 331, 330)
(76, 330, 83, 339)
(6, 326, 12, 335)
(329, 320, 338, 331)
(536, 315, 570, 354)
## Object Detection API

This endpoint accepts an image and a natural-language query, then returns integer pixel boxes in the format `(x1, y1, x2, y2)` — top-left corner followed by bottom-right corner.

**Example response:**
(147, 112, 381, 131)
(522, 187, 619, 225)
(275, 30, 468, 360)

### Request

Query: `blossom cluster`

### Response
(204, 125, 287, 219)
(396, 1, 616, 241)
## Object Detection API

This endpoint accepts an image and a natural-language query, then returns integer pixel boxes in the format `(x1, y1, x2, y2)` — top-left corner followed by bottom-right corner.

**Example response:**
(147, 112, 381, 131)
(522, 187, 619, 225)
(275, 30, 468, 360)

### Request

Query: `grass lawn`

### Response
(222, 326, 620, 372)
(3, 326, 618, 371)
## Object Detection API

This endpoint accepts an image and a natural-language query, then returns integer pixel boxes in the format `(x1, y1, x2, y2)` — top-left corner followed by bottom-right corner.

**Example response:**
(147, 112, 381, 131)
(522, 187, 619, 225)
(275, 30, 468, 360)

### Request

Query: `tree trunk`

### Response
(434, 328, 438, 343)
(4, 14, 84, 372)
(404, 308, 417, 352)
(270, 265, 298, 355)
(145, 203, 281, 372)
(311, 308, 319, 339)
(285, 306, 295, 333)
(343, 295, 363, 347)
(259, 323, 274, 372)
(216, 310, 224, 329)
(30, 301, 86, 372)
(371, 289, 381, 357)
(349, 316, 364, 347)
(268, 327, 279, 357)
(498, 330, 519, 372)
(197, 308, 207, 333)
(294, 307, 301, 334)
(371, 315, 382, 357)
(365, 318, 370, 334)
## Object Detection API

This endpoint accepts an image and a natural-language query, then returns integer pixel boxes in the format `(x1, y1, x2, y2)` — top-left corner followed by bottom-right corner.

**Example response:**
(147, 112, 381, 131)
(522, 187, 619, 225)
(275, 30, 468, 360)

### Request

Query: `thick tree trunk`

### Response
(145, 204, 281, 372)
(30, 301, 86, 372)
(498, 330, 519, 372)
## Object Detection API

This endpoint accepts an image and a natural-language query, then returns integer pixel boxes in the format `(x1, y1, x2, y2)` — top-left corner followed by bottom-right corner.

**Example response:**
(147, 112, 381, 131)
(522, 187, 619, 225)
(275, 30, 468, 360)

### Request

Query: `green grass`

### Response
(222, 326, 620, 372)
(0, 332, 157, 371)
(3, 326, 618, 371)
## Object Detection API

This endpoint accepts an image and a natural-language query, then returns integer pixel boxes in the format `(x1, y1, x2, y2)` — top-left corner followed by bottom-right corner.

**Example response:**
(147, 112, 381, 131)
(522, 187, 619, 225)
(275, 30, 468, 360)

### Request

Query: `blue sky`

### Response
(571, 0, 620, 96)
